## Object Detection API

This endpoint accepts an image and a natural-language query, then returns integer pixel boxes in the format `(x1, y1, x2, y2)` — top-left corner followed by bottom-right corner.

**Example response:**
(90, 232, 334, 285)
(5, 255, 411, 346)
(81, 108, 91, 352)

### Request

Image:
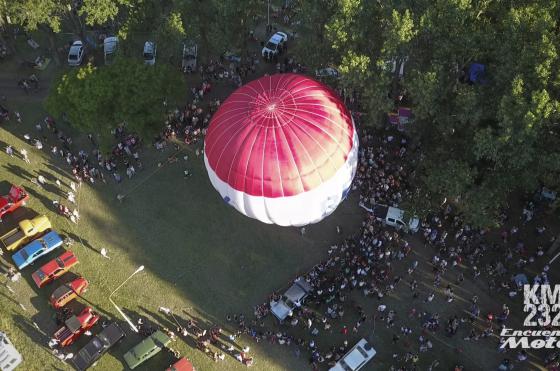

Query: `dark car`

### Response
(73, 322, 125, 370)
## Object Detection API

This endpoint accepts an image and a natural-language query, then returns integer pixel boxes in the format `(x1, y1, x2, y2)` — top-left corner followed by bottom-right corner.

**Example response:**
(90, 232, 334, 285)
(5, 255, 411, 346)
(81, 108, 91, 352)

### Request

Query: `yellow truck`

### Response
(0, 215, 51, 252)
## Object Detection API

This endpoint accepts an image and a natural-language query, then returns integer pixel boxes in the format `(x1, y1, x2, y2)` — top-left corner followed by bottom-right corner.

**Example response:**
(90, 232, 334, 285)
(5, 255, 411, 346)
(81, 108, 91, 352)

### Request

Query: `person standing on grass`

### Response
(100, 248, 110, 259)
(37, 175, 46, 186)
(5, 145, 13, 157)
(20, 148, 30, 163)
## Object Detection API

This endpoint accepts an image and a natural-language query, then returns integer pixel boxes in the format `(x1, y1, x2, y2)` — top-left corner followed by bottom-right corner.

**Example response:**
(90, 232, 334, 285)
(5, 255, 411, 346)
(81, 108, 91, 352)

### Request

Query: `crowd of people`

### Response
(2, 21, 558, 370)
(236, 122, 557, 370)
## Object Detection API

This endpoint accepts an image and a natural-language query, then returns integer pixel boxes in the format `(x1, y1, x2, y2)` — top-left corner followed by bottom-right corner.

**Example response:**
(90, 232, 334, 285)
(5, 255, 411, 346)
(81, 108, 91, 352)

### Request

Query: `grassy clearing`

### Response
(0, 78, 363, 370)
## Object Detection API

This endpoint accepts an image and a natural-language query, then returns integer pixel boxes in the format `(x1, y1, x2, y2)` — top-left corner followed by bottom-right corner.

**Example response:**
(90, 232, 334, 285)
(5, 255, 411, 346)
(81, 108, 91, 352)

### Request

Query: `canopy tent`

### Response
(204, 73, 359, 226)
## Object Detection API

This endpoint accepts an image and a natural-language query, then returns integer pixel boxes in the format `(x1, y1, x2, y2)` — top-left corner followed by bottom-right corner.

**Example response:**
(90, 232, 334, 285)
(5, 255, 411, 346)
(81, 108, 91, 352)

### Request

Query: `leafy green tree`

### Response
(291, 0, 560, 226)
(4, 0, 64, 32)
(46, 57, 183, 148)
(171, 0, 261, 59)
(5, 0, 133, 34)
(154, 11, 186, 65)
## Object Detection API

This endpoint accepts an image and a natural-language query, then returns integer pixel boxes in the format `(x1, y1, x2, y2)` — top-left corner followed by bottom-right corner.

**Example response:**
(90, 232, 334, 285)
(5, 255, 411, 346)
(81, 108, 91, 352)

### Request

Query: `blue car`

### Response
(12, 231, 63, 270)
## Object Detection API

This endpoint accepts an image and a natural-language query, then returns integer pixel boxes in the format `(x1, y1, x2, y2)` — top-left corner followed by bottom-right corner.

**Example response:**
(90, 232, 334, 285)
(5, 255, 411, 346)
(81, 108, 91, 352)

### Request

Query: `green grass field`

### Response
(0, 72, 363, 370)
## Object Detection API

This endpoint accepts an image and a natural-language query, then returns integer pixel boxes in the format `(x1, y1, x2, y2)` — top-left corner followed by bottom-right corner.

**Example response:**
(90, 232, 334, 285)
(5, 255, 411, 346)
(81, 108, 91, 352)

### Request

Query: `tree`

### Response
(4, 0, 134, 36)
(291, 0, 560, 226)
(171, 0, 262, 59)
(46, 57, 183, 148)
(4, 0, 64, 32)
(154, 11, 185, 65)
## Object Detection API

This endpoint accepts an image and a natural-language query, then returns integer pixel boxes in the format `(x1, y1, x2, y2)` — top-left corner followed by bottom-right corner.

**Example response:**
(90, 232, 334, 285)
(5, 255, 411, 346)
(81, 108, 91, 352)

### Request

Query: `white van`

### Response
(330, 338, 376, 371)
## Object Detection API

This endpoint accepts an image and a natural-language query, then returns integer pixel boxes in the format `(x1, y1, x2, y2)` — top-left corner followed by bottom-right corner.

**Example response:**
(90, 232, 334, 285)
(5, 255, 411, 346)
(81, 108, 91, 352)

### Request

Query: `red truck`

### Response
(0, 185, 28, 221)
(54, 307, 99, 347)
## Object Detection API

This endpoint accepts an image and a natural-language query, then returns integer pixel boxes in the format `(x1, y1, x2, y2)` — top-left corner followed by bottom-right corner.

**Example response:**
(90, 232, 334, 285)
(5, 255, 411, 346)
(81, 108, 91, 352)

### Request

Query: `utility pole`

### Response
(267, 0, 271, 31)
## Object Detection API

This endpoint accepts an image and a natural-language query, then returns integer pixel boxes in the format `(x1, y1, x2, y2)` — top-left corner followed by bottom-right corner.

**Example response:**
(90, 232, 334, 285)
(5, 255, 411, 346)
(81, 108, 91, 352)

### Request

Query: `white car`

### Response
(143, 41, 156, 65)
(103, 37, 118, 65)
(262, 32, 288, 58)
(330, 339, 376, 371)
(67, 41, 84, 66)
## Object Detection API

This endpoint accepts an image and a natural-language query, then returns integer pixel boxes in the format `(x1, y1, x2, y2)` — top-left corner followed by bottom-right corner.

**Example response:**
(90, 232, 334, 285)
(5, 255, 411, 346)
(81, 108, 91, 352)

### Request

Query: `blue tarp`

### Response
(469, 63, 486, 84)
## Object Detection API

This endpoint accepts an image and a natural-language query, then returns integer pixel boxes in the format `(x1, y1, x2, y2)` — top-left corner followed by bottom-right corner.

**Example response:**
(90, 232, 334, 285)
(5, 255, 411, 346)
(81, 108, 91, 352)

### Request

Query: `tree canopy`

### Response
(11, 0, 559, 226)
(292, 0, 560, 226)
(46, 58, 183, 149)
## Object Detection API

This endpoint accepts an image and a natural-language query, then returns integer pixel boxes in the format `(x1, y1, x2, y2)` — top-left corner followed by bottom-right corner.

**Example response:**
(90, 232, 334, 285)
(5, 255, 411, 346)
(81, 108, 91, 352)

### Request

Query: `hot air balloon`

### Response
(204, 73, 358, 227)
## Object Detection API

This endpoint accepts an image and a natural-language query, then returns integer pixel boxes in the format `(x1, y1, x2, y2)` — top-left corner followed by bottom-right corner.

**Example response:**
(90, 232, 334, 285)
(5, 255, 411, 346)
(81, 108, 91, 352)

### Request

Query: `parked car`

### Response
(0, 185, 28, 221)
(270, 277, 313, 321)
(329, 338, 376, 371)
(315, 67, 340, 79)
(359, 202, 420, 233)
(31, 250, 78, 288)
(166, 357, 195, 371)
(54, 307, 100, 347)
(68, 41, 85, 66)
(539, 186, 557, 202)
(50, 277, 89, 309)
(11, 231, 63, 270)
(123, 330, 171, 369)
(73, 322, 125, 370)
(182, 42, 197, 73)
(143, 41, 156, 65)
(103, 37, 118, 65)
(223, 51, 241, 63)
(261, 32, 288, 58)
(0, 214, 51, 252)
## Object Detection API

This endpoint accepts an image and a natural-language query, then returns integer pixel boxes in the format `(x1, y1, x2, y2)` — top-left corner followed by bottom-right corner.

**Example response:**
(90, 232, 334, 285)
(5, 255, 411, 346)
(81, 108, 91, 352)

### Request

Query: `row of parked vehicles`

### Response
(1, 184, 193, 370)
(0, 185, 127, 369)
(67, 37, 198, 71)
(67, 37, 158, 66)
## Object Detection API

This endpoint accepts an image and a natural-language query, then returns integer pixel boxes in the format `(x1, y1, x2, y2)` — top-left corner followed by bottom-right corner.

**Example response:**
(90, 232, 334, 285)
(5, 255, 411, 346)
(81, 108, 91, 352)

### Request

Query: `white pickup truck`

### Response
(360, 202, 419, 233)
(270, 277, 313, 321)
